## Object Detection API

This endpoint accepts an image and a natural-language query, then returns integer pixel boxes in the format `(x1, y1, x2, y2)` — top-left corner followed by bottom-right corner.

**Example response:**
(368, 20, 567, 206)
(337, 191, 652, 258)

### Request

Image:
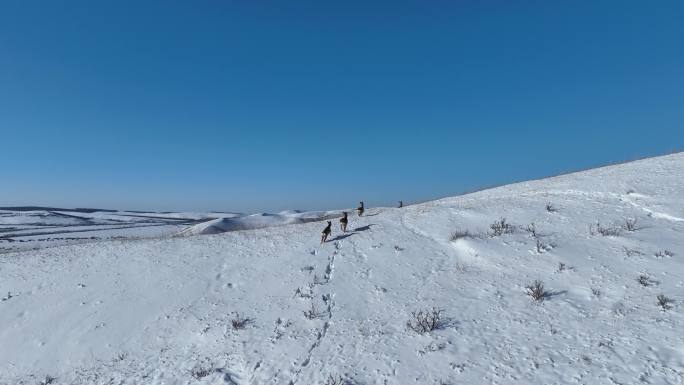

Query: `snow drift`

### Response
(178, 210, 345, 235)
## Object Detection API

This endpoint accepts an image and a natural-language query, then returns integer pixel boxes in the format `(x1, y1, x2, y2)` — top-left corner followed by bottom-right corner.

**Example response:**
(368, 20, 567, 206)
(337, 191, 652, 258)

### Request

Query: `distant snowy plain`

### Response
(1, 153, 682, 384)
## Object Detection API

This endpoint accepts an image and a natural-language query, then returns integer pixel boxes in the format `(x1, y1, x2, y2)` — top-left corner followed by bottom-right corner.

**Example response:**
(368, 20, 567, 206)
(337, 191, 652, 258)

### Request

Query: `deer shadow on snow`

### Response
(329, 233, 356, 242)
(353, 224, 376, 232)
(327, 224, 375, 242)
(362, 211, 382, 217)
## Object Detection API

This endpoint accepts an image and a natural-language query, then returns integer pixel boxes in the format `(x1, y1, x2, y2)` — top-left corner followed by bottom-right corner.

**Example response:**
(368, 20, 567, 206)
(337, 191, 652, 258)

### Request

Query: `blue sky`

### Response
(1, 1, 682, 212)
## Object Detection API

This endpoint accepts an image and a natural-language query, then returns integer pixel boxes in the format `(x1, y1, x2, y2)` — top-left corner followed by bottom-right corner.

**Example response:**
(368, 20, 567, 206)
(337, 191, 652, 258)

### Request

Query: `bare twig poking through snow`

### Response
(230, 312, 254, 330)
(526, 280, 547, 301)
(39, 375, 56, 385)
(293, 286, 312, 299)
(113, 351, 127, 363)
(623, 217, 638, 232)
(418, 341, 447, 355)
(657, 294, 673, 310)
(489, 218, 514, 237)
(406, 307, 443, 334)
(637, 274, 654, 287)
(525, 223, 537, 238)
(654, 249, 674, 258)
(623, 247, 644, 257)
(589, 222, 621, 237)
(449, 229, 472, 241)
(546, 203, 557, 213)
(190, 365, 215, 380)
(536, 239, 549, 253)
(326, 374, 346, 385)
(591, 287, 601, 297)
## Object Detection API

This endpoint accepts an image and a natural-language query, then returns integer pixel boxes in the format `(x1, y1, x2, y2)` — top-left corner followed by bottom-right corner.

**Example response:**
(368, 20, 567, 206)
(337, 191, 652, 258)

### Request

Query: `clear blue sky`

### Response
(1, 1, 682, 213)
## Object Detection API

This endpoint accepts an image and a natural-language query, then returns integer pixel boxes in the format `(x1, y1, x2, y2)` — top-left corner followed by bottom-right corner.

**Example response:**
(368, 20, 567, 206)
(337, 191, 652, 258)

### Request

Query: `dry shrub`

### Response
(407, 307, 444, 334)
(230, 312, 254, 330)
(657, 294, 673, 310)
(526, 280, 547, 301)
(489, 218, 514, 237)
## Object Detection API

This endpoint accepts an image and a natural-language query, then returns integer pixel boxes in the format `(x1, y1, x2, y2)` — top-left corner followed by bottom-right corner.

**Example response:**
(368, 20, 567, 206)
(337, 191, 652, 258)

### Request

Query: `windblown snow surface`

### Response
(1, 153, 683, 384)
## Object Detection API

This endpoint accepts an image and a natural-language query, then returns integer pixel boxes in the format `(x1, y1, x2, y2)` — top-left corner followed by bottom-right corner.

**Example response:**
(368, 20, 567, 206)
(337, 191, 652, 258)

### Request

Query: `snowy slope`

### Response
(179, 211, 345, 235)
(0, 153, 683, 385)
(0, 209, 242, 253)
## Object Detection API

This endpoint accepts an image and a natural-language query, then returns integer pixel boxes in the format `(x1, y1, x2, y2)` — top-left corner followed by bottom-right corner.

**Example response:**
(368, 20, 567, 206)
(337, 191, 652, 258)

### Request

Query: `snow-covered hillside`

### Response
(0, 209, 239, 253)
(1, 153, 683, 384)
(0, 208, 343, 252)
(179, 211, 345, 236)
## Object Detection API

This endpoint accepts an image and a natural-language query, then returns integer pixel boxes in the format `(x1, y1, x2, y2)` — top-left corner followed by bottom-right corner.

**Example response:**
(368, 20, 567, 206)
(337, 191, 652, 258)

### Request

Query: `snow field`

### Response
(0, 153, 682, 384)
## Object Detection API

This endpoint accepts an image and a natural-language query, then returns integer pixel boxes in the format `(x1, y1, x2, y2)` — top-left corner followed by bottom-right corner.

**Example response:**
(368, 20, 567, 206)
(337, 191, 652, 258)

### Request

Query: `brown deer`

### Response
(340, 212, 348, 232)
(321, 221, 332, 243)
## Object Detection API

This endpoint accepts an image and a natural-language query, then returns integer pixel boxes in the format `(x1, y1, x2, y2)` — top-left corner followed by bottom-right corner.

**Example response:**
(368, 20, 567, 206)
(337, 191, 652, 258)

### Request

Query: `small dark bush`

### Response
(526, 280, 547, 301)
(655, 250, 674, 258)
(590, 222, 621, 237)
(657, 294, 673, 310)
(623, 247, 644, 257)
(293, 287, 312, 299)
(113, 351, 127, 362)
(40, 375, 57, 385)
(190, 366, 214, 380)
(623, 218, 638, 232)
(230, 312, 254, 330)
(407, 307, 443, 334)
(450, 229, 472, 241)
(489, 218, 515, 237)
(637, 274, 653, 287)
(546, 203, 557, 213)
(536, 239, 549, 253)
